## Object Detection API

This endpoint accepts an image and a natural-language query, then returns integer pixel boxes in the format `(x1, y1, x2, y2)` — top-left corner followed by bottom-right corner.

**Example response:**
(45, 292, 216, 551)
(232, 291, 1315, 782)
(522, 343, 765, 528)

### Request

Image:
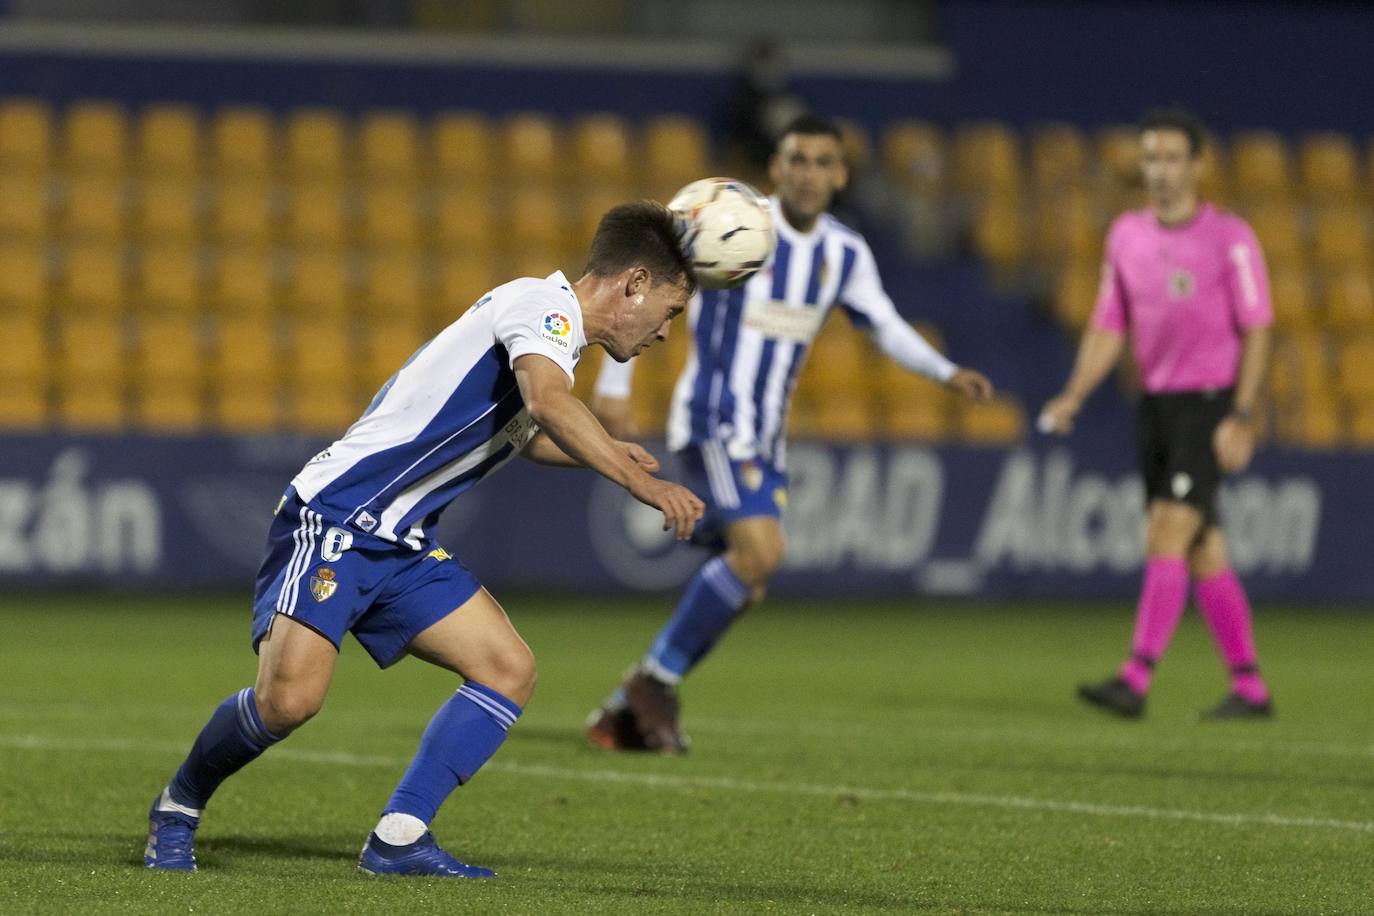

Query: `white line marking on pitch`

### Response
(2, 733, 1371, 835)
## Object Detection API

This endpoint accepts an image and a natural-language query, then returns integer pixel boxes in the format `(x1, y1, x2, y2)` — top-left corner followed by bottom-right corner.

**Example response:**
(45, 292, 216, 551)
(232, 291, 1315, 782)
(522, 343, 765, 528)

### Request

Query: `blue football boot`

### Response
(358, 832, 495, 879)
(144, 794, 199, 871)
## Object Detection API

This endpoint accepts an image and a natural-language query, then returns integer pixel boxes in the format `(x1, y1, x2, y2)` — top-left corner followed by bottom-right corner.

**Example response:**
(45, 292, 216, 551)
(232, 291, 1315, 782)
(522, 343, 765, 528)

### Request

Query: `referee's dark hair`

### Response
(776, 113, 843, 147)
(1139, 108, 1206, 158)
(586, 200, 696, 294)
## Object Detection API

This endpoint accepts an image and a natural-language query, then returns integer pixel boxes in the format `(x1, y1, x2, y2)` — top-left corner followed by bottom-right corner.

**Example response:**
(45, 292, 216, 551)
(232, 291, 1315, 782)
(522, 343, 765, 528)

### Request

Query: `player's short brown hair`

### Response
(585, 200, 696, 293)
(1139, 108, 1205, 158)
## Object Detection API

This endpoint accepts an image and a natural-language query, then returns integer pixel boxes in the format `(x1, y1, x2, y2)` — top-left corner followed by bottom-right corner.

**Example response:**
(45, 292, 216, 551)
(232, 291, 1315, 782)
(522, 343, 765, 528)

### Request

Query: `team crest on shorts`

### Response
(356, 510, 377, 532)
(310, 566, 338, 603)
(540, 311, 573, 352)
(739, 461, 764, 492)
(1171, 473, 1193, 498)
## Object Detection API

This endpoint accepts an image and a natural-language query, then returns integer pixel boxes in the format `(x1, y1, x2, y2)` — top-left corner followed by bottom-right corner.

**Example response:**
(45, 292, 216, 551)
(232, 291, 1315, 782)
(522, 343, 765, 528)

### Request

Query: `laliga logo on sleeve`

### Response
(541, 311, 573, 352)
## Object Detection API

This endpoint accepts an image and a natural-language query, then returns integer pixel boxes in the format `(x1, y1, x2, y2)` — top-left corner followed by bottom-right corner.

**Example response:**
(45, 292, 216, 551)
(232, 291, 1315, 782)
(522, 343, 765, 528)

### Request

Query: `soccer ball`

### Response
(668, 177, 776, 289)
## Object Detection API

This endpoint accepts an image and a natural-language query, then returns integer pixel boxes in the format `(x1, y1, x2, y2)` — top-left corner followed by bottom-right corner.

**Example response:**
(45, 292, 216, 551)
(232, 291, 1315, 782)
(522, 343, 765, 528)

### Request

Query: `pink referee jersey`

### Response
(1092, 203, 1272, 393)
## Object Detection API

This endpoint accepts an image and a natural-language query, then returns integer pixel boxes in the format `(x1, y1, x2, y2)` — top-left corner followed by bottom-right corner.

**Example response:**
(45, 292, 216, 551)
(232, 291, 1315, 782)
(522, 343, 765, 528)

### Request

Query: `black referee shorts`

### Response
(1137, 388, 1234, 525)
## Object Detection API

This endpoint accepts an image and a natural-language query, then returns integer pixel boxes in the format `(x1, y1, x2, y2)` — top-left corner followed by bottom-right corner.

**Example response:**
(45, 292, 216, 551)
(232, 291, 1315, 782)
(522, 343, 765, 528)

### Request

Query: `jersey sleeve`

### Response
(1090, 219, 1129, 334)
(838, 237, 956, 382)
(593, 354, 636, 398)
(1226, 218, 1274, 330)
(492, 290, 582, 385)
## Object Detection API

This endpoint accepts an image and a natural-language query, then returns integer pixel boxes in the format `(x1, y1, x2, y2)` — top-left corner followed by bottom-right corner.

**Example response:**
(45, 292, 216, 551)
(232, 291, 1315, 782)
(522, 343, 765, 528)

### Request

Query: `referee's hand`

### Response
(1213, 416, 1257, 473)
(1037, 393, 1081, 435)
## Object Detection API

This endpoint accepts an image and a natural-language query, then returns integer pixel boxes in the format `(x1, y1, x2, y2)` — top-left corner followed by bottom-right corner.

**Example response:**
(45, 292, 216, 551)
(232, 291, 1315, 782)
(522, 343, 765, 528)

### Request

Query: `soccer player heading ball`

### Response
(1039, 109, 1276, 720)
(586, 114, 995, 754)
(145, 202, 705, 877)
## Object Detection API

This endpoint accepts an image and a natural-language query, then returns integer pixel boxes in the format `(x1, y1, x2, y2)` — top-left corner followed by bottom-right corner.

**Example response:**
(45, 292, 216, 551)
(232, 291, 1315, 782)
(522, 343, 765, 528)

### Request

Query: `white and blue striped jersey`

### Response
(290, 271, 585, 550)
(663, 201, 955, 467)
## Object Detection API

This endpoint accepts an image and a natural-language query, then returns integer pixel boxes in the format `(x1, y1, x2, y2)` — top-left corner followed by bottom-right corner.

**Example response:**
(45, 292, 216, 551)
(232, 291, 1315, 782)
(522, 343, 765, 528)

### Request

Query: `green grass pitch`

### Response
(0, 593, 1370, 914)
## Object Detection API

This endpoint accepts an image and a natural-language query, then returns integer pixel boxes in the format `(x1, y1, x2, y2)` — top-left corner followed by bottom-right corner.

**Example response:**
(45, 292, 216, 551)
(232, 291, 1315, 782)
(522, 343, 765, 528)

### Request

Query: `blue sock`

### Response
(384, 681, 522, 826)
(646, 556, 750, 680)
(168, 687, 282, 810)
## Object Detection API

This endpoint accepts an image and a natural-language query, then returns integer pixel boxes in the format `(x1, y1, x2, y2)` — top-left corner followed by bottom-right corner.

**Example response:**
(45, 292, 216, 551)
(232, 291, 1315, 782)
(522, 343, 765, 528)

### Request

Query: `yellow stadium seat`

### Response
(133, 387, 203, 433)
(507, 186, 566, 253)
(284, 184, 347, 248)
(62, 101, 128, 174)
(836, 117, 872, 174)
(56, 385, 127, 431)
(1053, 261, 1101, 332)
(289, 381, 362, 435)
(56, 313, 125, 383)
(1231, 131, 1291, 199)
(213, 247, 275, 316)
(434, 187, 496, 254)
(359, 185, 420, 249)
(1348, 399, 1374, 448)
(132, 315, 202, 388)
(0, 98, 53, 172)
(1246, 202, 1305, 268)
(1096, 125, 1140, 187)
(954, 121, 1021, 193)
(361, 252, 425, 321)
(211, 315, 277, 386)
(210, 180, 274, 245)
(137, 243, 200, 314)
(284, 319, 352, 388)
(643, 115, 710, 196)
(876, 355, 951, 441)
(1312, 206, 1370, 270)
(63, 175, 127, 239)
(1298, 133, 1359, 200)
(436, 254, 500, 320)
(1197, 136, 1231, 206)
(213, 381, 281, 434)
(137, 178, 200, 240)
(0, 379, 48, 429)
(0, 242, 49, 314)
(0, 314, 47, 384)
(62, 243, 126, 312)
(1277, 393, 1342, 449)
(572, 190, 625, 253)
(359, 320, 425, 393)
(957, 396, 1026, 445)
(432, 111, 494, 183)
(0, 173, 50, 239)
(501, 113, 560, 184)
(358, 109, 420, 181)
(284, 108, 346, 182)
(881, 119, 946, 193)
(287, 249, 350, 317)
(1268, 265, 1317, 330)
(571, 113, 634, 187)
(812, 397, 877, 441)
(973, 196, 1025, 268)
(508, 247, 564, 283)
(1030, 123, 1089, 190)
(1324, 269, 1374, 331)
(1270, 331, 1332, 401)
(1035, 185, 1099, 263)
(135, 104, 201, 177)
(210, 107, 275, 178)
(1335, 336, 1374, 400)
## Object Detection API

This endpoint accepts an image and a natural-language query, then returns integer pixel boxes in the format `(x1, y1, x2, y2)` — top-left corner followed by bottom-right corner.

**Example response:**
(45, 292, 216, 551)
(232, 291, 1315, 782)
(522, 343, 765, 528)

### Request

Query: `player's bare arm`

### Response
(514, 353, 701, 538)
(523, 428, 659, 473)
(946, 367, 994, 401)
(1213, 324, 1271, 472)
(589, 394, 636, 440)
(1040, 328, 1126, 434)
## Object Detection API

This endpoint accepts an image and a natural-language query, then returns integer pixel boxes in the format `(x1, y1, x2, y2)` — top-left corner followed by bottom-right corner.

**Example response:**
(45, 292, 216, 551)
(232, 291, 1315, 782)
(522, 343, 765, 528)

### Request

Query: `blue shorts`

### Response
(250, 493, 482, 669)
(675, 442, 788, 550)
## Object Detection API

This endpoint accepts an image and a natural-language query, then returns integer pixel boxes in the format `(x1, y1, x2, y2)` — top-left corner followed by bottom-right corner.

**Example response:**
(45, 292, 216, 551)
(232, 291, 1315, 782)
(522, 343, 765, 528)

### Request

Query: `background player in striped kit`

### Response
(1040, 109, 1276, 720)
(587, 115, 994, 753)
(143, 202, 704, 878)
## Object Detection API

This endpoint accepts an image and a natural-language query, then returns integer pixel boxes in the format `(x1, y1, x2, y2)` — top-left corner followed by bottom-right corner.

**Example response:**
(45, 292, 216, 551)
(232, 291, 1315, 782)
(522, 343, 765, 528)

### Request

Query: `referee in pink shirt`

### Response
(1041, 110, 1274, 720)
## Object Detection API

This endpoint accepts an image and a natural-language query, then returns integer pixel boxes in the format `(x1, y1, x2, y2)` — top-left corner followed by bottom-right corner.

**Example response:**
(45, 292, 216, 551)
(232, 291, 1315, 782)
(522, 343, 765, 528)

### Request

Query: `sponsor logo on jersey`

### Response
(356, 510, 377, 531)
(310, 566, 338, 602)
(541, 311, 573, 351)
(427, 547, 453, 562)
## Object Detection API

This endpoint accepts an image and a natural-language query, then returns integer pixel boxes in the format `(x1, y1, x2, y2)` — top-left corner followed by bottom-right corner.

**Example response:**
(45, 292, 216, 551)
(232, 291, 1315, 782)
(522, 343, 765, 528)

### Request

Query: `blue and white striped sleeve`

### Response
(838, 240, 957, 384)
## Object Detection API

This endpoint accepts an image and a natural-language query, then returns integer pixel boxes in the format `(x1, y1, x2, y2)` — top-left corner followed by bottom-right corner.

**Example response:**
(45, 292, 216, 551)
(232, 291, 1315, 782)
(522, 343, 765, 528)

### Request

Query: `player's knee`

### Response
(475, 642, 537, 706)
(727, 533, 785, 590)
(254, 683, 324, 735)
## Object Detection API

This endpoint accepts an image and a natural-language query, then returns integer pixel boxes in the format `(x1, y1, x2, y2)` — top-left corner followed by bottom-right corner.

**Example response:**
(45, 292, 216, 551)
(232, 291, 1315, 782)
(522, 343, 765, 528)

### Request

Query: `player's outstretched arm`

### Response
(1039, 328, 1125, 435)
(523, 430, 660, 473)
(514, 354, 702, 538)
